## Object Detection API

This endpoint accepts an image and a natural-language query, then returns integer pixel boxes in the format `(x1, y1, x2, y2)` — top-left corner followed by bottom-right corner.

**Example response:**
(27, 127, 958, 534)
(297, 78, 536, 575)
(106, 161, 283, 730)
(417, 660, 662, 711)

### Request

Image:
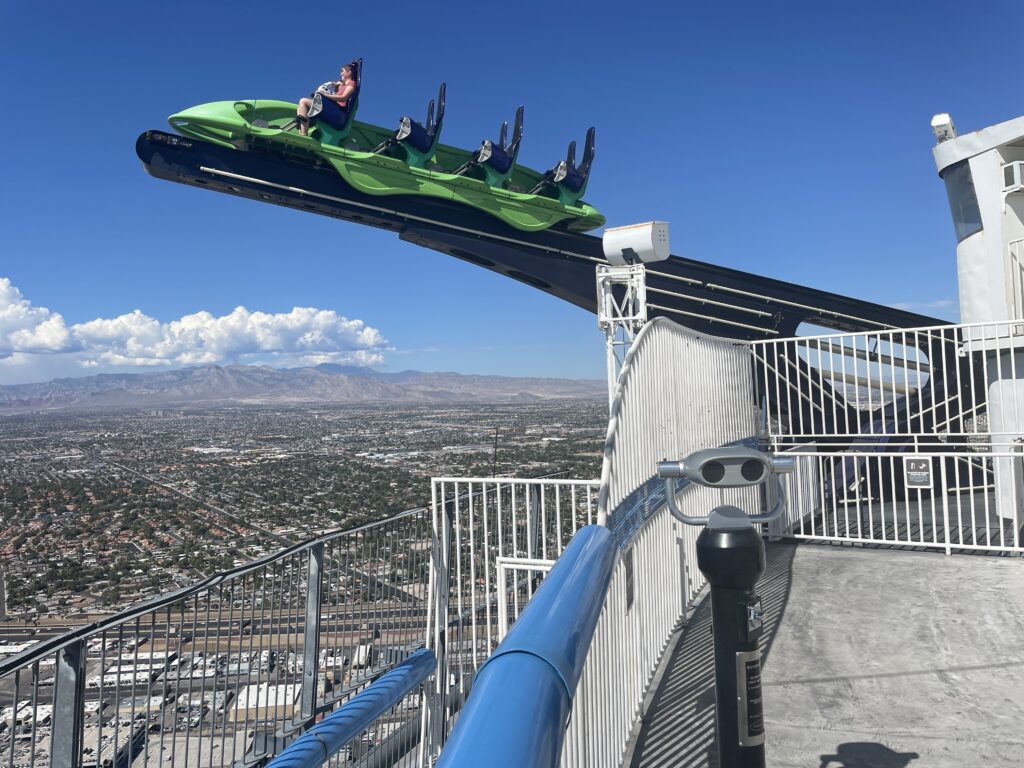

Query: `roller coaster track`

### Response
(136, 131, 946, 341)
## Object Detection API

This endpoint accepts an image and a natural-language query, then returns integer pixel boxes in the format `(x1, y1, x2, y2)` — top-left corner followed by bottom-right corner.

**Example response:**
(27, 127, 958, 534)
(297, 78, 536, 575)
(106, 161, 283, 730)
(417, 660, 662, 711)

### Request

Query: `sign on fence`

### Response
(904, 457, 933, 489)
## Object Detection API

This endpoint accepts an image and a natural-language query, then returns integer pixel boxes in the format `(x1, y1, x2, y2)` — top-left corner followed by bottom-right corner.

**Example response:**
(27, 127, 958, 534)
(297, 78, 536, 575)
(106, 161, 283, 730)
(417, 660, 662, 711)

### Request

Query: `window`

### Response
(942, 160, 983, 242)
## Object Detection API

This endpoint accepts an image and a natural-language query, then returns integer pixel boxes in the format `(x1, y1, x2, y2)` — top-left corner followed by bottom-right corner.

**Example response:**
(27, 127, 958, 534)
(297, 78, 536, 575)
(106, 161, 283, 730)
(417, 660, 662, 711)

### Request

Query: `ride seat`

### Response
(395, 114, 433, 154)
(529, 127, 595, 205)
(375, 83, 446, 168)
(453, 107, 524, 187)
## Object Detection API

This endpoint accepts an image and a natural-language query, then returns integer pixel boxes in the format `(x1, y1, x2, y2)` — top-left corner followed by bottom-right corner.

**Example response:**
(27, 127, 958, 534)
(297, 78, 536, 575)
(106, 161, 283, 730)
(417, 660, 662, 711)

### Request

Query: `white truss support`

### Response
(597, 264, 648, 408)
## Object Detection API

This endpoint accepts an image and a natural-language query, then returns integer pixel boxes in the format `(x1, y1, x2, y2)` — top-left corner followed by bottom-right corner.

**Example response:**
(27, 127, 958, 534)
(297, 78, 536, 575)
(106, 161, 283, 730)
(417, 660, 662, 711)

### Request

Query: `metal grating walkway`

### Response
(629, 541, 1024, 768)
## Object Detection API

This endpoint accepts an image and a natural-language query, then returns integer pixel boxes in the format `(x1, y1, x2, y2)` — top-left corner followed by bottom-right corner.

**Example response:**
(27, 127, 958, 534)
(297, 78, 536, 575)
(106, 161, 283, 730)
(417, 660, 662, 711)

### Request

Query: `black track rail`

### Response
(136, 131, 945, 340)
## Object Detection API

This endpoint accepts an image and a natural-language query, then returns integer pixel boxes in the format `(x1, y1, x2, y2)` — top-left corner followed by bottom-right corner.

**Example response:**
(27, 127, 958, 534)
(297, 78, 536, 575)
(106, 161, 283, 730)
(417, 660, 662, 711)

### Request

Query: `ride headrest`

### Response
(396, 116, 412, 141)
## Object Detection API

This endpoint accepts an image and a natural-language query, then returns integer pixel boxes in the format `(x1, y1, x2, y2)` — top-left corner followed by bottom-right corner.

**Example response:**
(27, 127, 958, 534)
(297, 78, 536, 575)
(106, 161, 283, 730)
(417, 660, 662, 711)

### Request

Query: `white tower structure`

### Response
(932, 112, 1024, 520)
(598, 222, 670, 407)
(597, 263, 648, 406)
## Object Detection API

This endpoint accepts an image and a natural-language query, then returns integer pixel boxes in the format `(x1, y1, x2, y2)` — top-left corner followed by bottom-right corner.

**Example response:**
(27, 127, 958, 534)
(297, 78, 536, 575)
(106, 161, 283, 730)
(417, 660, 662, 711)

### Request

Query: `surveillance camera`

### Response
(931, 113, 957, 144)
(602, 221, 669, 266)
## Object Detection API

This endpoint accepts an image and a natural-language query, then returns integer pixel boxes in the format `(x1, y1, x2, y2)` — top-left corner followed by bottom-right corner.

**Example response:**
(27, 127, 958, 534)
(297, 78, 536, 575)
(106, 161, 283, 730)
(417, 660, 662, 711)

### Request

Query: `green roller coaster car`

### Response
(167, 71, 603, 233)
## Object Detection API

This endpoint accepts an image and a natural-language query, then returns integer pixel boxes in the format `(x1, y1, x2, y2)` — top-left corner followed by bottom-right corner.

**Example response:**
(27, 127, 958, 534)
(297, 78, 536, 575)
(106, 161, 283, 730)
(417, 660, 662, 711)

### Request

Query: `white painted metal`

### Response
(774, 448, 1022, 554)
(931, 112, 1024, 325)
(495, 557, 555, 642)
(560, 317, 764, 766)
(424, 476, 599, 756)
(602, 221, 670, 265)
(559, 506, 698, 768)
(750, 320, 1024, 446)
(598, 317, 760, 527)
(597, 264, 649, 408)
(755, 319, 1024, 553)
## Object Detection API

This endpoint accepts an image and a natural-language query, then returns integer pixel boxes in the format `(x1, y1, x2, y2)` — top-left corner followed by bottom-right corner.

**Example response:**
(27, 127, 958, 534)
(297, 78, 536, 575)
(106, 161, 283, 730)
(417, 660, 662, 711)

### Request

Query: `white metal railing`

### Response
(424, 314, 765, 765)
(598, 317, 760, 530)
(754, 318, 1024, 554)
(775, 448, 1023, 553)
(427, 316, 1024, 766)
(560, 505, 690, 767)
(561, 318, 762, 766)
(423, 476, 599, 759)
(750, 319, 1024, 447)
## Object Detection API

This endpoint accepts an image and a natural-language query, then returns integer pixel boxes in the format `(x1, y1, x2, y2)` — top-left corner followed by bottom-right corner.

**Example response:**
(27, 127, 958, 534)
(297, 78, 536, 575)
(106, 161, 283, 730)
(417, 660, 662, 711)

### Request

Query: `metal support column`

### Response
(300, 543, 324, 725)
(596, 264, 648, 409)
(423, 488, 452, 761)
(51, 639, 86, 768)
(528, 484, 541, 559)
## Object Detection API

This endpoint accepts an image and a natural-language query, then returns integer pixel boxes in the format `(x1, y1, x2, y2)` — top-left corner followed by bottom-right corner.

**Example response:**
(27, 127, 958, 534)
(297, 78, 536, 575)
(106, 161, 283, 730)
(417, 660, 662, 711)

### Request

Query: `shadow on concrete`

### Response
(818, 742, 919, 767)
(630, 541, 797, 768)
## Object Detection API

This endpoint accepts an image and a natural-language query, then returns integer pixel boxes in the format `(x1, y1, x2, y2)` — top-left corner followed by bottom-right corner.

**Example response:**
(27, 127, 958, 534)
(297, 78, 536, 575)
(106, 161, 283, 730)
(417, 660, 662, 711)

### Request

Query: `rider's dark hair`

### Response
(344, 60, 359, 81)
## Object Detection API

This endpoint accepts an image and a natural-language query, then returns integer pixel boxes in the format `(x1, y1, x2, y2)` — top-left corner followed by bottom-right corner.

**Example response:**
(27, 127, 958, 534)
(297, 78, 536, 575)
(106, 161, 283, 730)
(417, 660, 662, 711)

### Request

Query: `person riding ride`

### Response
(295, 61, 359, 137)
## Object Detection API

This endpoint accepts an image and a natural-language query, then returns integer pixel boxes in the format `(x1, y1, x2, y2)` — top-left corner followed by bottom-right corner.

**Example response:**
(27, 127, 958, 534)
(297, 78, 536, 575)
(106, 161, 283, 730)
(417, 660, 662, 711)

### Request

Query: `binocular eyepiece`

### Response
(657, 447, 794, 489)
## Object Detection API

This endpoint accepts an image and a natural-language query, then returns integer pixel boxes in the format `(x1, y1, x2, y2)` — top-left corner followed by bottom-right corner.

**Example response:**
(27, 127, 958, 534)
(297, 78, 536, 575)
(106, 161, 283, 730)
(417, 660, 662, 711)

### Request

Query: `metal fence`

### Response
(559, 506, 687, 767)
(775, 447, 1023, 554)
(748, 320, 1024, 445)
(597, 317, 760, 539)
(423, 477, 600, 759)
(11, 314, 1024, 768)
(562, 318, 762, 766)
(753, 320, 1024, 554)
(0, 509, 434, 768)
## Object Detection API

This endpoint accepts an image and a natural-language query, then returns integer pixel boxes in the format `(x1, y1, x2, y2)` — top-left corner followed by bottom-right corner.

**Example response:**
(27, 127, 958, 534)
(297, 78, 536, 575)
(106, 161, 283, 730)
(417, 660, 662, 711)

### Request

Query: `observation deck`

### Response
(632, 542, 1024, 768)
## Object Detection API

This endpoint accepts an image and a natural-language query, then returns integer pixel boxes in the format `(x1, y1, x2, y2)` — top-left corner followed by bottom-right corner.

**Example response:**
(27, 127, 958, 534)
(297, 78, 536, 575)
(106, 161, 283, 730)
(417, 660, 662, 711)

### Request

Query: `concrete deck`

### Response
(629, 542, 1024, 768)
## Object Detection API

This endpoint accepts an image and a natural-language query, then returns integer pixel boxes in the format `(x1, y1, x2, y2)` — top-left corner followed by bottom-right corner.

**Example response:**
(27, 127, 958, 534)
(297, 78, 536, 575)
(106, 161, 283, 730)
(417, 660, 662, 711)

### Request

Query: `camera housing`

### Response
(602, 221, 670, 265)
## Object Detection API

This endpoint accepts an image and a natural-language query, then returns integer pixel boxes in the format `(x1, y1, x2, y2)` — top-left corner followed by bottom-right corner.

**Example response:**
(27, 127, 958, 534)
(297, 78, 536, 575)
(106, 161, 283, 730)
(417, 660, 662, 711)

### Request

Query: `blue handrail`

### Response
(268, 647, 436, 768)
(436, 525, 617, 767)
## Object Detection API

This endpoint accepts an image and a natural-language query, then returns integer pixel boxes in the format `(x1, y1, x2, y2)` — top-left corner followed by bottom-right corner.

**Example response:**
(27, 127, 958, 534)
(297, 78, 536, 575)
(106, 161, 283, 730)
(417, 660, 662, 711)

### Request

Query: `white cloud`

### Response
(0, 278, 390, 384)
(0, 278, 72, 354)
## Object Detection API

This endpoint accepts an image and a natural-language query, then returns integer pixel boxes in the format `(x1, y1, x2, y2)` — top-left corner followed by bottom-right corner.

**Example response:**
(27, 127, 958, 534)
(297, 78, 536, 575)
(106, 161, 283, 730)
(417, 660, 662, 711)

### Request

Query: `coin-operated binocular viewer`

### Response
(657, 448, 794, 768)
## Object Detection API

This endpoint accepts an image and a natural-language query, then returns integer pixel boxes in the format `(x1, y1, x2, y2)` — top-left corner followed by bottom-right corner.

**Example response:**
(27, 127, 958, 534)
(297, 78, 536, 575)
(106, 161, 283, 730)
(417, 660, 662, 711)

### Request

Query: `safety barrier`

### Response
(268, 648, 435, 768)
(0, 509, 433, 768)
(597, 317, 760, 537)
(749, 320, 1024, 447)
(435, 526, 616, 767)
(429, 319, 768, 765)
(776, 447, 1023, 553)
(10, 314, 1024, 768)
(422, 477, 599, 760)
(753, 320, 1024, 554)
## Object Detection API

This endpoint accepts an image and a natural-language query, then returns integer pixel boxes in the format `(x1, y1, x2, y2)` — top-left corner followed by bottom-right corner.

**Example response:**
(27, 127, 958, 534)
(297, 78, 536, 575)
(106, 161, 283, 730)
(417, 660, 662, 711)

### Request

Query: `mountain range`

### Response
(0, 364, 606, 412)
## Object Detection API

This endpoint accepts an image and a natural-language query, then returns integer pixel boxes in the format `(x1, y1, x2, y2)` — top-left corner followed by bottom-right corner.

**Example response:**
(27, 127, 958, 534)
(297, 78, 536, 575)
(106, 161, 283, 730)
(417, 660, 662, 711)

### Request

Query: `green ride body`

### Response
(168, 100, 604, 233)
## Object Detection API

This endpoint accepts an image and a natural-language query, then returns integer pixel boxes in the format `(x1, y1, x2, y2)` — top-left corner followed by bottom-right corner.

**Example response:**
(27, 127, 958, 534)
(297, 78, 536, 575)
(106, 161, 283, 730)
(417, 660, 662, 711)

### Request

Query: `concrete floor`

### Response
(630, 542, 1024, 768)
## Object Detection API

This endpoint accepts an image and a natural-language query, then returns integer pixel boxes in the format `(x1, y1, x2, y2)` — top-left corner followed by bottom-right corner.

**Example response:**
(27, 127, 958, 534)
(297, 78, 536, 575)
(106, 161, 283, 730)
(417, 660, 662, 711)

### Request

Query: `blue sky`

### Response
(2, 0, 1021, 385)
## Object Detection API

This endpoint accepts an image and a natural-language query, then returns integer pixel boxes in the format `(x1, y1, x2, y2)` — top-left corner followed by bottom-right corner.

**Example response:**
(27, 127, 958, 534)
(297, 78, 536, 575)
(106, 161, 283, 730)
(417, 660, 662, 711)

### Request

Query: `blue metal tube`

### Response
(437, 525, 617, 768)
(268, 647, 435, 768)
